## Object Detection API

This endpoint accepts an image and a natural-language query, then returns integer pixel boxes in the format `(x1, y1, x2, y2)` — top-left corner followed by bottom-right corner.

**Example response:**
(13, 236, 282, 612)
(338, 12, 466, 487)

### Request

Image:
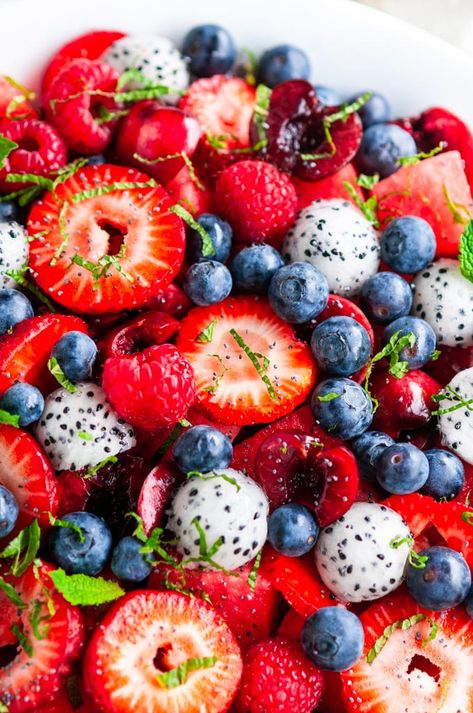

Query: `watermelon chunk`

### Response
(291, 163, 363, 211)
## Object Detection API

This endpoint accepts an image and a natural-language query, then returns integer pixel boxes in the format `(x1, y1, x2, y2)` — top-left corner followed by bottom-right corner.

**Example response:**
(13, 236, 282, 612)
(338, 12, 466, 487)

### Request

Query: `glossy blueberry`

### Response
(187, 213, 232, 264)
(268, 262, 329, 324)
(376, 442, 429, 494)
(382, 316, 436, 370)
(357, 123, 417, 178)
(0, 485, 19, 538)
(49, 511, 112, 576)
(183, 260, 232, 306)
(231, 244, 284, 294)
(350, 430, 395, 482)
(267, 503, 319, 557)
(348, 90, 391, 128)
(182, 24, 236, 78)
(301, 606, 364, 672)
(311, 377, 373, 440)
(360, 272, 413, 324)
(51, 331, 98, 382)
(407, 546, 471, 611)
(173, 425, 233, 474)
(257, 44, 311, 87)
(380, 216, 436, 274)
(314, 85, 342, 106)
(87, 154, 106, 166)
(111, 536, 152, 582)
(0, 288, 33, 336)
(310, 316, 371, 377)
(0, 200, 20, 222)
(0, 382, 44, 426)
(421, 449, 465, 501)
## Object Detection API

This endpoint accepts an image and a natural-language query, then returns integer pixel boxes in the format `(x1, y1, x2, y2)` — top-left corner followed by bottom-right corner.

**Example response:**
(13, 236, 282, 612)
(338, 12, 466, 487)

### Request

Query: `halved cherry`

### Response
(305, 442, 360, 527)
(144, 283, 192, 318)
(254, 432, 309, 509)
(137, 462, 182, 534)
(97, 311, 179, 361)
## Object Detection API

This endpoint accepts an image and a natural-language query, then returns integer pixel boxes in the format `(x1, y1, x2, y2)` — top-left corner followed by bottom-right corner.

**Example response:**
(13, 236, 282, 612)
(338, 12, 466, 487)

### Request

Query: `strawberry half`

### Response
(83, 590, 243, 713)
(175, 296, 316, 426)
(341, 592, 473, 712)
(28, 164, 185, 314)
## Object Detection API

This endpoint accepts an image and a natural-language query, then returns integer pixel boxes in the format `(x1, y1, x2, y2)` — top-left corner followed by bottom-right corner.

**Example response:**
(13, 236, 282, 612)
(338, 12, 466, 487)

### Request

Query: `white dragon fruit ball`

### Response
(282, 199, 380, 297)
(35, 382, 136, 471)
(412, 258, 473, 347)
(315, 502, 411, 603)
(437, 367, 473, 465)
(167, 468, 269, 571)
(0, 222, 28, 288)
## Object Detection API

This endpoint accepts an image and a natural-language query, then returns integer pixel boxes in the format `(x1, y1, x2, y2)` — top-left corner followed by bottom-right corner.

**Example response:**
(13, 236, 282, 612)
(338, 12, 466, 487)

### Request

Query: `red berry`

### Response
(292, 163, 364, 211)
(137, 462, 182, 533)
(425, 344, 473, 386)
(214, 160, 298, 243)
(164, 163, 214, 216)
(102, 343, 196, 431)
(97, 310, 180, 361)
(147, 282, 192, 318)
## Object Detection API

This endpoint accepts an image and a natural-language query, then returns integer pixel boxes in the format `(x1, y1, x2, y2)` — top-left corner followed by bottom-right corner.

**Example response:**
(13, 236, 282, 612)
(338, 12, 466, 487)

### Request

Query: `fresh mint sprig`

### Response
(459, 220, 473, 284)
(49, 569, 125, 606)
(47, 357, 77, 394)
(0, 519, 41, 577)
(363, 331, 416, 410)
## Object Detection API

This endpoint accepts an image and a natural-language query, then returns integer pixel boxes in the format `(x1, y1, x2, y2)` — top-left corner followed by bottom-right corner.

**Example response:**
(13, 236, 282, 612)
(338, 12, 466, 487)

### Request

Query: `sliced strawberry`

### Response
(137, 462, 182, 534)
(0, 75, 37, 121)
(83, 590, 242, 713)
(0, 425, 58, 530)
(341, 592, 473, 712)
(36, 688, 96, 713)
(292, 164, 363, 211)
(28, 164, 185, 314)
(175, 296, 316, 426)
(0, 314, 88, 396)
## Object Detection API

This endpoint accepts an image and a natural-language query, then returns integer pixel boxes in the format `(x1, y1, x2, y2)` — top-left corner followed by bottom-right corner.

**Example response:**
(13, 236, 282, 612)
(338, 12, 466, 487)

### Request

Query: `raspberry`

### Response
(214, 160, 298, 243)
(102, 344, 196, 431)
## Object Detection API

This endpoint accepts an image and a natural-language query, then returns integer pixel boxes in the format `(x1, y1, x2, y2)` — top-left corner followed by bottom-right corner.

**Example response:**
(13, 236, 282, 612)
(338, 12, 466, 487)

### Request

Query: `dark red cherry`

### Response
(98, 310, 179, 360)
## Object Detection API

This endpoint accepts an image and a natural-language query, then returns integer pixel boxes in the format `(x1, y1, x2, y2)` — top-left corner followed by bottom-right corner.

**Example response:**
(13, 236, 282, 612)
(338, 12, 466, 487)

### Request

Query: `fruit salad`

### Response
(0, 22, 473, 713)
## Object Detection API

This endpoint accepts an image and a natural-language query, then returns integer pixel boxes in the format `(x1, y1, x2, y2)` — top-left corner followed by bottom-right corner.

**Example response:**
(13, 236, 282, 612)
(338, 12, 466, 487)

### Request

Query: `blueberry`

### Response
(376, 442, 429, 494)
(182, 24, 236, 78)
(357, 123, 417, 178)
(49, 511, 112, 575)
(257, 44, 311, 87)
(0, 289, 33, 336)
(360, 272, 413, 324)
(0, 201, 20, 222)
(310, 316, 371, 377)
(183, 260, 232, 306)
(311, 377, 373, 440)
(380, 216, 436, 274)
(348, 90, 391, 128)
(51, 331, 98, 382)
(268, 262, 329, 324)
(314, 85, 342, 106)
(407, 546, 471, 611)
(231, 244, 284, 294)
(301, 606, 364, 672)
(173, 425, 233, 474)
(421, 449, 465, 501)
(111, 536, 152, 582)
(382, 316, 436, 370)
(267, 503, 319, 557)
(187, 213, 232, 264)
(350, 430, 395, 482)
(0, 382, 44, 426)
(87, 154, 106, 166)
(0, 485, 19, 538)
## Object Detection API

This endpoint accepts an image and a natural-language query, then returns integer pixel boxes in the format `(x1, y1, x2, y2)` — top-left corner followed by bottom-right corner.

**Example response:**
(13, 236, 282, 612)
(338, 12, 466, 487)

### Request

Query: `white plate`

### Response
(0, 0, 472, 126)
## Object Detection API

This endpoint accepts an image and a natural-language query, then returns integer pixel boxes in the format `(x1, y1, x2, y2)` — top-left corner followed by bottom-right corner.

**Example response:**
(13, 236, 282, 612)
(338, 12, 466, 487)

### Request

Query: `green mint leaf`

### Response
(47, 513, 85, 543)
(206, 133, 232, 150)
(253, 84, 272, 148)
(5, 173, 52, 190)
(432, 385, 473, 415)
(317, 392, 341, 402)
(0, 575, 26, 608)
(421, 619, 438, 649)
(127, 512, 148, 543)
(78, 431, 93, 441)
(356, 173, 380, 189)
(5, 266, 56, 312)
(0, 519, 41, 577)
(10, 623, 33, 657)
(47, 357, 77, 394)
(461, 511, 473, 526)
(85, 455, 118, 478)
(183, 518, 233, 574)
(430, 350, 441, 362)
(156, 421, 187, 457)
(71, 179, 157, 204)
(443, 184, 472, 225)
(95, 105, 130, 125)
(49, 202, 70, 266)
(237, 48, 258, 85)
(0, 408, 20, 427)
(156, 655, 217, 688)
(363, 331, 416, 410)
(247, 549, 262, 592)
(366, 613, 426, 664)
(28, 598, 51, 640)
(179, 418, 192, 428)
(116, 68, 152, 90)
(186, 471, 241, 492)
(0, 134, 18, 169)
(398, 142, 446, 167)
(133, 151, 205, 191)
(229, 328, 276, 400)
(196, 319, 218, 344)
(459, 220, 473, 283)
(343, 181, 379, 227)
(49, 569, 125, 606)
(115, 86, 171, 103)
(169, 204, 215, 257)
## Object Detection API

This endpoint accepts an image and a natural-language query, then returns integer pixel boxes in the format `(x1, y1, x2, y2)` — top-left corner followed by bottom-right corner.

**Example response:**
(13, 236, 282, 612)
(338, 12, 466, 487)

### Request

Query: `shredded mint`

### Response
(253, 84, 272, 149)
(0, 135, 18, 169)
(133, 151, 205, 191)
(196, 319, 218, 344)
(187, 517, 227, 571)
(203, 353, 228, 395)
(238, 48, 258, 85)
(461, 511, 473, 526)
(366, 613, 426, 664)
(85, 455, 118, 478)
(70, 245, 133, 288)
(0, 408, 20, 427)
(229, 328, 276, 400)
(47, 513, 85, 542)
(356, 173, 380, 189)
(317, 392, 342, 402)
(28, 598, 51, 640)
(117, 68, 151, 90)
(390, 534, 428, 569)
(71, 179, 157, 203)
(47, 357, 77, 393)
(343, 181, 379, 227)
(399, 142, 446, 167)
(96, 105, 130, 125)
(0, 575, 26, 608)
(247, 549, 262, 592)
(443, 184, 472, 225)
(432, 384, 473, 416)
(5, 266, 56, 312)
(169, 204, 215, 257)
(11, 623, 33, 657)
(78, 431, 93, 441)
(49, 569, 125, 606)
(4, 76, 35, 120)
(206, 133, 233, 150)
(363, 331, 416, 410)
(115, 86, 171, 103)
(459, 220, 473, 283)
(186, 471, 241, 492)
(0, 519, 41, 577)
(49, 201, 70, 266)
(156, 655, 217, 688)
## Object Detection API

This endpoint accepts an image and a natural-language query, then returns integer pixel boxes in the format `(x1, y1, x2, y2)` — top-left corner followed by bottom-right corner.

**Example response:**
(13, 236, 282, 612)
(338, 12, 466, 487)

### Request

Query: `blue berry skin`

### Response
(87, 154, 106, 166)
(267, 503, 319, 557)
(360, 272, 413, 324)
(111, 536, 152, 582)
(257, 44, 311, 88)
(182, 24, 236, 78)
(0, 485, 19, 538)
(376, 442, 429, 495)
(301, 606, 364, 672)
(350, 430, 395, 482)
(51, 331, 98, 382)
(314, 85, 342, 107)
(0, 289, 33, 336)
(380, 217, 436, 273)
(0, 382, 44, 427)
(348, 90, 391, 128)
(465, 584, 473, 619)
(382, 316, 436, 370)
(357, 123, 417, 178)
(407, 546, 471, 611)
(268, 262, 329, 324)
(0, 201, 20, 222)
(173, 425, 233, 474)
(310, 316, 371, 377)
(311, 378, 373, 440)
(231, 244, 284, 294)
(48, 511, 112, 576)
(421, 449, 465, 501)
(187, 214, 232, 264)
(183, 260, 233, 306)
